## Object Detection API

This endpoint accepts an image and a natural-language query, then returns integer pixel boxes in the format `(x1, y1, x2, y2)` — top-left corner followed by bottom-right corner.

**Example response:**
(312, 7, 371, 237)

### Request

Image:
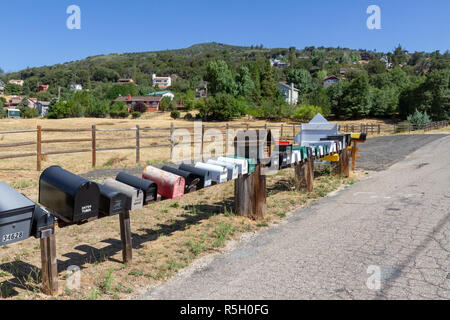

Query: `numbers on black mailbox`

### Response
(2, 232, 24, 243)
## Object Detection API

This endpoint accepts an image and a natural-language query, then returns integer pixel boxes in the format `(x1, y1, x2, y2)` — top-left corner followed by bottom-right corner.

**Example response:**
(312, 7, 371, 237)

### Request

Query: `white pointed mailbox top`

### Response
(294, 113, 339, 145)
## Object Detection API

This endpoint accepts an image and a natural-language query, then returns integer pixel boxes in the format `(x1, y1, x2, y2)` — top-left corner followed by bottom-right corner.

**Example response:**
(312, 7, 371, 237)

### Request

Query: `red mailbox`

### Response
(142, 166, 185, 199)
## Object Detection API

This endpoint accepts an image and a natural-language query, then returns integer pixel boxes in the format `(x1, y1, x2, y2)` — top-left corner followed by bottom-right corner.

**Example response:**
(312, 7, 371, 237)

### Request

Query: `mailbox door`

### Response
(178, 164, 212, 188)
(143, 166, 186, 199)
(0, 209, 33, 245)
(220, 157, 248, 175)
(116, 172, 157, 205)
(73, 183, 100, 222)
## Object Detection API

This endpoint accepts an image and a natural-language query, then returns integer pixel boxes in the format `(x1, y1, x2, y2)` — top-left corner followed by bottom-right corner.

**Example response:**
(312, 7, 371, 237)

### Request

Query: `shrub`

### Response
(110, 101, 129, 118)
(293, 105, 324, 121)
(85, 100, 109, 118)
(183, 113, 193, 120)
(132, 111, 142, 119)
(407, 109, 431, 129)
(170, 110, 180, 119)
(22, 108, 39, 119)
(161, 97, 176, 112)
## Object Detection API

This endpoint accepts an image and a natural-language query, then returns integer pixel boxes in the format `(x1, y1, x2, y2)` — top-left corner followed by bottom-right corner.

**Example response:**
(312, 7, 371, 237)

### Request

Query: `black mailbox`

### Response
(277, 144, 293, 169)
(116, 172, 157, 205)
(0, 182, 34, 245)
(96, 183, 127, 217)
(178, 164, 213, 189)
(39, 166, 100, 223)
(161, 166, 201, 193)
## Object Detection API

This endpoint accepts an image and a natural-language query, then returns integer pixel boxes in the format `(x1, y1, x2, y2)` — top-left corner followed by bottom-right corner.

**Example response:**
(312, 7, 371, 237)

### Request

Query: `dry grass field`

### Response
(0, 112, 431, 300)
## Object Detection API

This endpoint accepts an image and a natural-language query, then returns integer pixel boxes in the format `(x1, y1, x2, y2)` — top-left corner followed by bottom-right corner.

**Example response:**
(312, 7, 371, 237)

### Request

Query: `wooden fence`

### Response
(0, 121, 448, 171)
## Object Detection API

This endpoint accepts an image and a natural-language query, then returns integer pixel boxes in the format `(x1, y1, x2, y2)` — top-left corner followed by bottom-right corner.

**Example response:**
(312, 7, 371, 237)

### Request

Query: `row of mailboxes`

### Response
(178, 164, 212, 189)
(161, 166, 201, 194)
(0, 182, 55, 246)
(207, 160, 239, 180)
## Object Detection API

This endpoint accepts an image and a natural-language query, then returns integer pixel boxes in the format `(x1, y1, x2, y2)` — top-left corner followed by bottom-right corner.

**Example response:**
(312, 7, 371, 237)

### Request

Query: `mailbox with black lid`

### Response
(95, 183, 127, 217)
(39, 166, 100, 224)
(178, 164, 212, 189)
(116, 172, 157, 205)
(161, 166, 201, 193)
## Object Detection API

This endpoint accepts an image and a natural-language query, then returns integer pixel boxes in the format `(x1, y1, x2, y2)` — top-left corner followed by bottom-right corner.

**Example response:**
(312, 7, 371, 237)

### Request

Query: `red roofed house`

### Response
(113, 95, 162, 112)
(38, 84, 49, 92)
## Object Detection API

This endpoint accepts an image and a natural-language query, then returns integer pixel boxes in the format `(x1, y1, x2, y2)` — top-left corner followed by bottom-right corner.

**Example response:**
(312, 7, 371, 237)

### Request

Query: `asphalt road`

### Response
(137, 134, 450, 300)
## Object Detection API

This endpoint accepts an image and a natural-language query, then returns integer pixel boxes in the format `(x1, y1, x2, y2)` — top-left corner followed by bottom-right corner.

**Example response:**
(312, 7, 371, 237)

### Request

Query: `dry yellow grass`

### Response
(0, 164, 361, 300)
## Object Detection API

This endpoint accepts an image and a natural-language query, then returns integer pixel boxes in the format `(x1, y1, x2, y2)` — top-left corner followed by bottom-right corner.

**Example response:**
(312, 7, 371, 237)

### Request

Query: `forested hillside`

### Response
(1, 42, 449, 121)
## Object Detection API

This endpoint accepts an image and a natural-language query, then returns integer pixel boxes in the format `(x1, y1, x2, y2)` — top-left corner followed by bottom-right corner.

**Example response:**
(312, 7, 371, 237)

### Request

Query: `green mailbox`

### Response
(228, 156, 256, 174)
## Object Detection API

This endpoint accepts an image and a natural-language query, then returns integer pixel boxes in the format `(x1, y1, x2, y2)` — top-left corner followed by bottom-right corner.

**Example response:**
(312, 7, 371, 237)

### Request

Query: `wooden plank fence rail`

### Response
(0, 121, 448, 171)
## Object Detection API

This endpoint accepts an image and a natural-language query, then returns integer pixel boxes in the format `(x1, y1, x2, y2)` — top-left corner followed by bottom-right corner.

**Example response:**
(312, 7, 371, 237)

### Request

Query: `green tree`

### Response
(109, 101, 129, 118)
(204, 60, 236, 95)
(342, 74, 372, 118)
(391, 45, 408, 66)
(327, 81, 348, 118)
(371, 86, 399, 117)
(4, 83, 22, 95)
(106, 84, 138, 100)
(286, 68, 314, 100)
(235, 66, 255, 98)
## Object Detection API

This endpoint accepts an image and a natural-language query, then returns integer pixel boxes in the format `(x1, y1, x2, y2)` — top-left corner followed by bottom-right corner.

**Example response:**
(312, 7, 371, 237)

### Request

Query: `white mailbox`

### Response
(104, 179, 144, 211)
(217, 157, 248, 175)
(207, 160, 238, 180)
(195, 163, 228, 184)
(291, 150, 302, 164)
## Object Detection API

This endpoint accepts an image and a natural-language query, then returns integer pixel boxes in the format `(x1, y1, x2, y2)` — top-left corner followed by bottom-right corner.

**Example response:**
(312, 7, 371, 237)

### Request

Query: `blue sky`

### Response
(0, 0, 448, 72)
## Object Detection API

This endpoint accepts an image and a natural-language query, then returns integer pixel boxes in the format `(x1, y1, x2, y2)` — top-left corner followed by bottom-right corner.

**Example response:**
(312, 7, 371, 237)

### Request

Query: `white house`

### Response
(152, 74, 172, 89)
(9, 79, 24, 86)
(278, 82, 299, 105)
(147, 90, 175, 101)
(70, 84, 83, 92)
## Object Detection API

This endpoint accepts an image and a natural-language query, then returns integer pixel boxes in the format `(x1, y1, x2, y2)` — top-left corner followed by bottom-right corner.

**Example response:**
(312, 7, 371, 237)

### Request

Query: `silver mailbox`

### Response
(104, 179, 144, 211)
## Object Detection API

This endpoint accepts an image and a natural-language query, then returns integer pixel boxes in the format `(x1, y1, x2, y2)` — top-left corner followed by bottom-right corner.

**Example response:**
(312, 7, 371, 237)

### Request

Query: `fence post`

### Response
(136, 125, 140, 164)
(170, 123, 174, 161)
(292, 124, 295, 139)
(91, 125, 96, 168)
(378, 124, 381, 135)
(280, 124, 284, 140)
(40, 234, 58, 296)
(225, 123, 229, 156)
(201, 124, 205, 162)
(37, 125, 42, 171)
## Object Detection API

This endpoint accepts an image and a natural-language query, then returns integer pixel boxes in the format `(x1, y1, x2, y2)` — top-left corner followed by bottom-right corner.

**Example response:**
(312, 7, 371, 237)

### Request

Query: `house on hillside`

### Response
(152, 74, 172, 89)
(278, 82, 299, 105)
(5, 96, 25, 107)
(360, 52, 372, 61)
(270, 59, 290, 70)
(118, 79, 137, 86)
(380, 55, 393, 69)
(9, 79, 24, 86)
(147, 91, 175, 101)
(114, 95, 162, 112)
(38, 84, 49, 92)
(70, 84, 83, 92)
(323, 76, 340, 89)
(35, 101, 50, 117)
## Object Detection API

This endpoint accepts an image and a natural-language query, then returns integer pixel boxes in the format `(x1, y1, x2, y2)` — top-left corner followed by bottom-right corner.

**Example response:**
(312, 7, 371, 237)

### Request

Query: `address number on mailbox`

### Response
(2, 232, 24, 243)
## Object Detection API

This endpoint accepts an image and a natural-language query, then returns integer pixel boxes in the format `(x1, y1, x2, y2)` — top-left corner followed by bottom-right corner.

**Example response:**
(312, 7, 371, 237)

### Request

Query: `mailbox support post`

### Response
(234, 164, 266, 220)
(119, 210, 132, 264)
(37, 125, 42, 171)
(252, 164, 266, 220)
(40, 234, 58, 296)
(341, 149, 350, 178)
(294, 161, 307, 190)
(306, 159, 314, 193)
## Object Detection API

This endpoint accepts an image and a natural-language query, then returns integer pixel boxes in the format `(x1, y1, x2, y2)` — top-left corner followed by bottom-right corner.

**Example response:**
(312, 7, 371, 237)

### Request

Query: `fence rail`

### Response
(0, 121, 447, 171)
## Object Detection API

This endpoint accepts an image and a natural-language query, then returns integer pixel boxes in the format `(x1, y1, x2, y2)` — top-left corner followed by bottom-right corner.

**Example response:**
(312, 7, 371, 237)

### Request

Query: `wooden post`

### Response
(201, 124, 205, 162)
(292, 124, 295, 140)
(136, 125, 140, 164)
(305, 159, 314, 193)
(119, 210, 132, 264)
(378, 124, 381, 135)
(225, 123, 229, 156)
(40, 234, 58, 296)
(170, 123, 174, 161)
(234, 173, 253, 218)
(280, 124, 284, 140)
(91, 125, 96, 168)
(37, 125, 42, 171)
(342, 149, 350, 178)
(294, 161, 308, 191)
(351, 141, 358, 172)
(252, 164, 266, 220)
